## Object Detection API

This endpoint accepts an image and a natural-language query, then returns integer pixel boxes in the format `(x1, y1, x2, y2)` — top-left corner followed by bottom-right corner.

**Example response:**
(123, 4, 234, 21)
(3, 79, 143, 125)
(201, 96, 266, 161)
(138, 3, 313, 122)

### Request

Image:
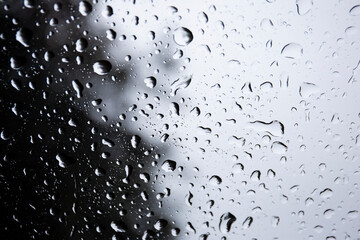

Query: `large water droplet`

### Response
(79, 1, 92, 16)
(173, 27, 193, 46)
(170, 75, 192, 96)
(209, 175, 222, 185)
(93, 60, 112, 75)
(15, 28, 32, 47)
(161, 160, 176, 172)
(72, 80, 83, 98)
(154, 219, 168, 231)
(281, 43, 303, 59)
(219, 212, 236, 233)
(271, 141, 288, 154)
(55, 154, 75, 168)
(144, 76, 157, 88)
(10, 56, 26, 69)
(75, 38, 88, 52)
(299, 82, 319, 98)
(247, 120, 284, 136)
(130, 135, 141, 148)
(350, 5, 360, 16)
(110, 221, 127, 233)
(102, 5, 113, 18)
(296, 0, 313, 15)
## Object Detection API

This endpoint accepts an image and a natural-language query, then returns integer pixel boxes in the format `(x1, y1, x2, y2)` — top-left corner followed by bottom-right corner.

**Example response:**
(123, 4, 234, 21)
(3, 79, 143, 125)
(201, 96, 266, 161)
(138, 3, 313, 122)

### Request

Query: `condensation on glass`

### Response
(0, 0, 360, 239)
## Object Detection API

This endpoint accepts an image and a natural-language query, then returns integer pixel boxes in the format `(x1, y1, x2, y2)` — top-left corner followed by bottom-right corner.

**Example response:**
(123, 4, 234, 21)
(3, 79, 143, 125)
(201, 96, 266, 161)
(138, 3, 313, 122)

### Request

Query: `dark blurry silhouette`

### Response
(0, 1, 175, 239)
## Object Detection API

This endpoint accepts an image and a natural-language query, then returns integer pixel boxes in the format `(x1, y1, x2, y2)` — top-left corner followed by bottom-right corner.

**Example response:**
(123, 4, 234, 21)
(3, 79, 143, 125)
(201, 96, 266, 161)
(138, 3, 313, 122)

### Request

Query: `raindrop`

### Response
(72, 80, 83, 98)
(55, 154, 75, 168)
(296, 0, 313, 15)
(173, 27, 194, 46)
(154, 219, 168, 231)
(75, 38, 88, 52)
(102, 6, 113, 18)
(242, 216, 253, 229)
(130, 135, 141, 148)
(170, 75, 192, 96)
(209, 175, 222, 185)
(161, 160, 176, 172)
(93, 60, 112, 75)
(110, 221, 127, 233)
(79, 1, 92, 16)
(271, 141, 288, 154)
(349, 5, 360, 16)
(144, 76, 157, 88)
(15, 28, 32, 47)
(281, 43, 303, 59)
(219, 212, 236, 233)
(299, 82, 319, 98)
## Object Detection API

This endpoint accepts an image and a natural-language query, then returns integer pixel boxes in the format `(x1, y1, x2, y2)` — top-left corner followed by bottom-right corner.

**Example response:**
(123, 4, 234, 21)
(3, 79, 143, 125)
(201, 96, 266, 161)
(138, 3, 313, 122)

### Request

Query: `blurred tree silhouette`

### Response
(0, 1, 174, 239)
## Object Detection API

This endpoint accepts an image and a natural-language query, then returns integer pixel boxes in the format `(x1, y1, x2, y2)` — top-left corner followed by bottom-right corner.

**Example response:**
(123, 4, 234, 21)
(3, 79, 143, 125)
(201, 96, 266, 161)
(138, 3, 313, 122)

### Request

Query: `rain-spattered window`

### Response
(1, 0, 360, 239)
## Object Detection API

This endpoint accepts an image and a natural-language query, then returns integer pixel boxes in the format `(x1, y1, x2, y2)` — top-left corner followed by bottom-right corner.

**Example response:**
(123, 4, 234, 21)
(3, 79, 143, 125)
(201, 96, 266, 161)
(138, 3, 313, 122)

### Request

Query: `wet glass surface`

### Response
(1, 0, 360, 239)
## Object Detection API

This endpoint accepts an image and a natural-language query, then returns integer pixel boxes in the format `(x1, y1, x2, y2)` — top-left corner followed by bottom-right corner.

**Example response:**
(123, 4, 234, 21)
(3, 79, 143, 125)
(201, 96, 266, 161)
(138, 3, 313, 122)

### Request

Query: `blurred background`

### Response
(1, 0, 360, 239)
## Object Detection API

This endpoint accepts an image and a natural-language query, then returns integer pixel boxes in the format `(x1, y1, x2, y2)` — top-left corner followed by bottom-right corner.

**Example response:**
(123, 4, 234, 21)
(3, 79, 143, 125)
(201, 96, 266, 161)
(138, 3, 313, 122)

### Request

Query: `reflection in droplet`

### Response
(219, 212, 236, 233)
(93, 60, 112, 75)
(144, 76, 157, 88)
(173, 27, 193, 46)
(79, 1, 92, 16)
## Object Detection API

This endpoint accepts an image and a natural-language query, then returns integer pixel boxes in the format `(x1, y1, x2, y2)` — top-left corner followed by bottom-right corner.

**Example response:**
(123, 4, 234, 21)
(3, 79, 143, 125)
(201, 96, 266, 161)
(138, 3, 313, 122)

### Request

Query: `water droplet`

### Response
(75, 38, 88, 52)
(154, 219, 168, 231)
(23, 0, 35, 8)
(185, 191, 193, 206)
(173, 27, 193, 46)
(93, 60, 112, 75)
(161, 160, 176, 172)
(320, 188, 333, 198)
(55, 154, 75, 168)
(271, 141, 288, 154)
(209, 175, 222, 185)
(72, 80, 83, 98)
(11, 79, 21, 91)
(323, 209, 335, 219)
(15, 28, 32, 47)
(110, 221, 127, 233)
(144, 76, 157, 88)
(242, 216, 253, 229)
(102, 5, 113, 18)
(219, 212, 236, 233)
(106, 29, 117, 41)
(169, 102, 180, 116)
(172, 49, 183, 59)
(198, 12, 209, 23)
(299, 82, 319, 98)
(247, 120, 284, 136)
(170, 75, 192, 96)
(281, 43, 303, 59)
(79, 1, 92, 16)
(10, 56, 26, 69)
(130, 135, 141, 148)
(350, 5, 360, 16)
(296, 0, 313, 15)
